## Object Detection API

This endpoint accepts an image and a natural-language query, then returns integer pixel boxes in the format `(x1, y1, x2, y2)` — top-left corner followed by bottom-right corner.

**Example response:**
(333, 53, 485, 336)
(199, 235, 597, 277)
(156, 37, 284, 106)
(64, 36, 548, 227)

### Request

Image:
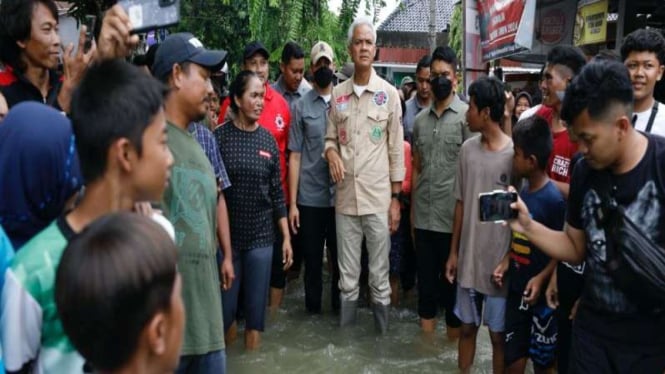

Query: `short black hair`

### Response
(468, 76, 506, 123)
(593, 49, 621, 62)
(512, 115, 552, 170)
(56, 212, 178, 372)
(70, 59, 169, 183)
(546, 45, 586, 76)
(0, 0, 58, 72)
(280, 41, 305, 64)
(561, 60, 634, 125)
(432, 46, 458, 74)
(620, 28, 665, 66)
(229, 70, 260, 114)
(416, 55, 432, 73)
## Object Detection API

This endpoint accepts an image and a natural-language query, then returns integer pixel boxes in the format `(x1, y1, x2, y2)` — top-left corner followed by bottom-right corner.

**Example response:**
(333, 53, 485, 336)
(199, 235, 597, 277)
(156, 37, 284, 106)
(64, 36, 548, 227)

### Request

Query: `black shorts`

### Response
(569, 321, 665, 373)
(504, 291, 557, 369)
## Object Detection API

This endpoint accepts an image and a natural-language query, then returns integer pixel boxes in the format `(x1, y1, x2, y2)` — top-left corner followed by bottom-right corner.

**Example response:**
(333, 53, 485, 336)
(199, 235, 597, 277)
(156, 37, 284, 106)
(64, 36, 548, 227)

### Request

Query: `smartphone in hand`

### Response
(479, 190, 518, 223)
(118, 0, 180, 33)
(83, 15, 96, 53)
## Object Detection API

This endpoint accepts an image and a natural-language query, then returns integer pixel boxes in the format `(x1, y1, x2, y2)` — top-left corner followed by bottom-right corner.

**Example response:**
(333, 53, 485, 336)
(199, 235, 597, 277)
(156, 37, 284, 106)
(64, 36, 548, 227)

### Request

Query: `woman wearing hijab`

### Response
(514, 91, 533, 120)
(0, 102, 82, 249)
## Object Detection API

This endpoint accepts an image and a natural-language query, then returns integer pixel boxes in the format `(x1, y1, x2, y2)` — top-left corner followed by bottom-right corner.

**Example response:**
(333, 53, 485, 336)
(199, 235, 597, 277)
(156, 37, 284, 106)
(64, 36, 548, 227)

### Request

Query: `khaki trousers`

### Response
(336, 212, 391, 306)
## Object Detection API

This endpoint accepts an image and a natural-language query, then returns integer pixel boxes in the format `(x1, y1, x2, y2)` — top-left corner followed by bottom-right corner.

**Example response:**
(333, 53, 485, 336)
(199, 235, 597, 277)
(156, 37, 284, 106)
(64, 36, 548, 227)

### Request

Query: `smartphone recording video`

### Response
(479, 190, 518, 222)
(83, 15, 96, 53)
(118, 0, 181, 34)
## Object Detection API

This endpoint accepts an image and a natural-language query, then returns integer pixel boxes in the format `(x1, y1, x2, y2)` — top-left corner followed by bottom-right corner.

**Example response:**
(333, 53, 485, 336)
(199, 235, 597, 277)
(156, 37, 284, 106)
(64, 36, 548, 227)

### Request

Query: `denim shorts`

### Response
(454, 286, 506, 332)
(176, 349, 226, 374)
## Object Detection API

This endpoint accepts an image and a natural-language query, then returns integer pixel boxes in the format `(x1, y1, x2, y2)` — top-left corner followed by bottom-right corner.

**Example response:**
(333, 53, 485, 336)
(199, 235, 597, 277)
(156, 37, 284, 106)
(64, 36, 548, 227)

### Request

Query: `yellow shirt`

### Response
(324, 69, 405, 215)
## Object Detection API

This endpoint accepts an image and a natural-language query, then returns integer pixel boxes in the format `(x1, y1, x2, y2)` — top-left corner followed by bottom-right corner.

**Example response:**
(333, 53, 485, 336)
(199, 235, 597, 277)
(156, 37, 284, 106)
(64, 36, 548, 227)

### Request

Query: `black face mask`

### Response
(430, 76, 453, 101)
(314, 66, 334, 88)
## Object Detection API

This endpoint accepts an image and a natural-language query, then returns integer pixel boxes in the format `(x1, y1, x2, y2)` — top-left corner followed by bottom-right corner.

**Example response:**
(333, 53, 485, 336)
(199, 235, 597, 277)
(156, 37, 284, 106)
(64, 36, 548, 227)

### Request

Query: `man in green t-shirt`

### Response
(1, 59, 172, 373)
(152, 32, 233, 373)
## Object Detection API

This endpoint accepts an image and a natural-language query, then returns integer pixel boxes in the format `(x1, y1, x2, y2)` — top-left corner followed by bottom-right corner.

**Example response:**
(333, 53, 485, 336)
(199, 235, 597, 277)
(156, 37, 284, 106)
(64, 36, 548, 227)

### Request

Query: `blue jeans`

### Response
(176, 349, 226, 374)
(222, 245, 273, 331)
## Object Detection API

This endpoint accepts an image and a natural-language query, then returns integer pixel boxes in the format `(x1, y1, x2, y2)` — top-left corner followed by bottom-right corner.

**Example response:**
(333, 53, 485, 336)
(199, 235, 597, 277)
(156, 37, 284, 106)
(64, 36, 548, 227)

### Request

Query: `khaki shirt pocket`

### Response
(443, 135, 463, 163)
(367, 110, 389, 145)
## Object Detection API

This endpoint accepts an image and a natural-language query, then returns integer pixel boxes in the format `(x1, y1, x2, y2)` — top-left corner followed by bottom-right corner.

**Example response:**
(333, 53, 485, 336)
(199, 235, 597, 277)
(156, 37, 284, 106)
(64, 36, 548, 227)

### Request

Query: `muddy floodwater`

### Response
(226, 272, 497, 373)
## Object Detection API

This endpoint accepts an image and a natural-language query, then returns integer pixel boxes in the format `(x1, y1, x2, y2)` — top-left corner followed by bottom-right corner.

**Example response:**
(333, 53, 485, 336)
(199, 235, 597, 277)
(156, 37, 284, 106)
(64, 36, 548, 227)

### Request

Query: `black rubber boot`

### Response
(372, 303, 389, 334)
(340, 299, 357, 327)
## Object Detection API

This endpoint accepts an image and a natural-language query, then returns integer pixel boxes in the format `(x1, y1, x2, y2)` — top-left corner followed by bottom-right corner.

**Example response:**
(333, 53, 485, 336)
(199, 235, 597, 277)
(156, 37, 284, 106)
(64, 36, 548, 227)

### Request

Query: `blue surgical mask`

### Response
(555, 90, 565, 102)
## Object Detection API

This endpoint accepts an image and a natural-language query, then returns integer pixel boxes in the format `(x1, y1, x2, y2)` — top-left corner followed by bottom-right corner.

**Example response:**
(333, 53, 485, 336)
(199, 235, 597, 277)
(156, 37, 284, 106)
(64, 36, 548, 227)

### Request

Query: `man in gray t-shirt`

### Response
(287, 41, 339, 314)
(445, 76, 513, 373)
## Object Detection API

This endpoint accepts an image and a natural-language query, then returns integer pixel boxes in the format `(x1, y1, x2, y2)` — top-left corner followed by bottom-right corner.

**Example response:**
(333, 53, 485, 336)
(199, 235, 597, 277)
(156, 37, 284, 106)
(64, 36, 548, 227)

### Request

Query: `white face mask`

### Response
(555, 90, 565, 102)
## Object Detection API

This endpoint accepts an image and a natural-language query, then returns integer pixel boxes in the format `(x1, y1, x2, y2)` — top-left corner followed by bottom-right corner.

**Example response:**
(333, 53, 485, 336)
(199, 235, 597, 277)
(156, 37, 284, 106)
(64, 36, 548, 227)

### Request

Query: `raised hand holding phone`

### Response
(479, 190, 518, 223)
(118, 0, 181, 33)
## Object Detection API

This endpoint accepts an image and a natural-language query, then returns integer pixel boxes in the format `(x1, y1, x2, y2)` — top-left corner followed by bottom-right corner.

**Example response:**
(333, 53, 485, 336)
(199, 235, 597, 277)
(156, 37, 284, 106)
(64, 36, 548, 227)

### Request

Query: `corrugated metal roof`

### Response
(378, 0, 455, 33)
(378, 47, 430, 64)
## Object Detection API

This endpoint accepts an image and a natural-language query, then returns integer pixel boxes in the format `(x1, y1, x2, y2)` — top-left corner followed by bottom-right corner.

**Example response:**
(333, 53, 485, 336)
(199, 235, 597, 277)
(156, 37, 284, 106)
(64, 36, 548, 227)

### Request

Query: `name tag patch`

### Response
(259, 150, 272, 159)
(336, 94, 350, 111)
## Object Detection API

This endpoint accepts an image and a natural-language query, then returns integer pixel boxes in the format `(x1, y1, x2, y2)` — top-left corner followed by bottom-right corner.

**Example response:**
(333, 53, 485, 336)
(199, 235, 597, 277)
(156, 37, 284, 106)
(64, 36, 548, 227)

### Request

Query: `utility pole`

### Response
(429, 0, 437, 53)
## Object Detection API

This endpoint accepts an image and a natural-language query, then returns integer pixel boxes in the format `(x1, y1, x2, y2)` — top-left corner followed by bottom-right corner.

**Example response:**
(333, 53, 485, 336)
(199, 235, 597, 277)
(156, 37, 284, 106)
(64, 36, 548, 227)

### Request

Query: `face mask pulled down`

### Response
(430, 76, 453, 101)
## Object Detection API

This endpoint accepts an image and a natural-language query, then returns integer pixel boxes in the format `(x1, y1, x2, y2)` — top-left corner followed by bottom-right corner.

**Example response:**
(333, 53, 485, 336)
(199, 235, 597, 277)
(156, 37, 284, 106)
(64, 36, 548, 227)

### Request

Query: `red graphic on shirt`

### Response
(550, 155, 570, 179)
(275, 114, 285, 131)
(547, 129, 578, 183)
(339, 127, 348, 145)
(336, 94, 350, 104)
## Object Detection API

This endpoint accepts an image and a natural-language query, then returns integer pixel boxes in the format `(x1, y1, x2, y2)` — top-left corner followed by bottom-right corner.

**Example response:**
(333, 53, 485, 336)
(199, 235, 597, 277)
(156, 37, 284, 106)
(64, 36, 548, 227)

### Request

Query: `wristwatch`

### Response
(391, 192, 401, 200)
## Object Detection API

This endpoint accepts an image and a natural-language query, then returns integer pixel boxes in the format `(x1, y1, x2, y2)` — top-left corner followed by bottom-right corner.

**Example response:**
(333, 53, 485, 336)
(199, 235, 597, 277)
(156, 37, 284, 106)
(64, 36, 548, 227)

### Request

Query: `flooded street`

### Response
(226, 272, 496, 373)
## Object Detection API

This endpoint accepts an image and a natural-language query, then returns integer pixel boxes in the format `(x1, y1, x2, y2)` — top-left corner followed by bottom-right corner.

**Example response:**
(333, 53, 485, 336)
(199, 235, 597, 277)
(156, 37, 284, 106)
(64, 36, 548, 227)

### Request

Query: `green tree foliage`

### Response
(449, 1, 462, 63)
(449, 1, 463, 92)
(67, 0, 383, 75)
(245, 0, 352, 71)
(176, 0, 251, 68)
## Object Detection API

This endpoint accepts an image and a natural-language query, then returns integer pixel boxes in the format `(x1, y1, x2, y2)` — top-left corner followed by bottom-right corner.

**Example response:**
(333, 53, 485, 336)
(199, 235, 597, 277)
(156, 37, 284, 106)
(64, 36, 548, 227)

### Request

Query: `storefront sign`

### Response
(574, 0, 608, 46)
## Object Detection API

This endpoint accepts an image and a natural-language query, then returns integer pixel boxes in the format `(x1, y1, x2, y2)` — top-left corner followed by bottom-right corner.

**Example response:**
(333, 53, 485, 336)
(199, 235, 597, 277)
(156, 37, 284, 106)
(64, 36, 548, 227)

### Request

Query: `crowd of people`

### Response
(0, 0, 664, 373)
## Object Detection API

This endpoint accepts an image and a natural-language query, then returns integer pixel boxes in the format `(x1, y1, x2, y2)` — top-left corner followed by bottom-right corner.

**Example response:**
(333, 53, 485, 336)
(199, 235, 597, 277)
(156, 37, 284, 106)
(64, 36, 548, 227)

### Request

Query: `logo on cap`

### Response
(188, 38, 203, 48)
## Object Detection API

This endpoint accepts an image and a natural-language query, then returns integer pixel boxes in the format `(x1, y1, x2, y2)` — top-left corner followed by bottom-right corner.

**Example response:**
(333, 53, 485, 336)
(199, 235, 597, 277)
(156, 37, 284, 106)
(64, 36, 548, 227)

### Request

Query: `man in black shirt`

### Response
(509, 60, 665, 372)
(0, 0, 138, 112)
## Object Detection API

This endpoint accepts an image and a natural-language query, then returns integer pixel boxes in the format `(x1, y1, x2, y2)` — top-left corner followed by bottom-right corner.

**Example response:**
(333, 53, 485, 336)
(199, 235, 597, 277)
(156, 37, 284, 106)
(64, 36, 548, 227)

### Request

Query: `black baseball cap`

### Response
(243, 41, 269, 61)
(152, 32, 228, 79)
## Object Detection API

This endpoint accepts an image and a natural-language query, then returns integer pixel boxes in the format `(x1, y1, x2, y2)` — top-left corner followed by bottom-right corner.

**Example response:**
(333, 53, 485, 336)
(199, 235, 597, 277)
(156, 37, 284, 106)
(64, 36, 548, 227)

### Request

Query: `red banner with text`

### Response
(478, 0, 536, 61)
